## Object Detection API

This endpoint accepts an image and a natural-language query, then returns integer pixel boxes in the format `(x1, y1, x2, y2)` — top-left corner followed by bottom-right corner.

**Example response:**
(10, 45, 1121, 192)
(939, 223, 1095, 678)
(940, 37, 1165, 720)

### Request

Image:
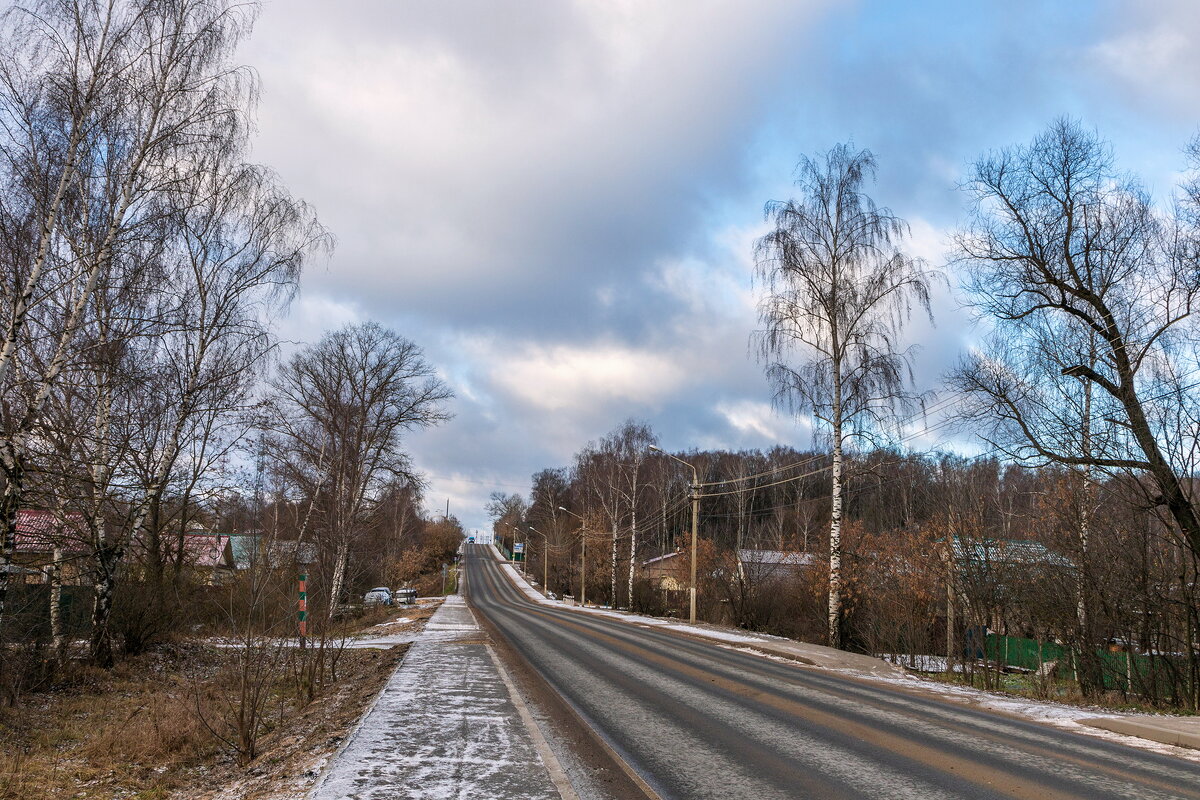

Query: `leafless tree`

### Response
(267, 322, 451, 618)
(754, 143, 935, 649)
(0, 0, 265, 624)
(573, 420, 655, 608)
(953, 118, 1200, 565)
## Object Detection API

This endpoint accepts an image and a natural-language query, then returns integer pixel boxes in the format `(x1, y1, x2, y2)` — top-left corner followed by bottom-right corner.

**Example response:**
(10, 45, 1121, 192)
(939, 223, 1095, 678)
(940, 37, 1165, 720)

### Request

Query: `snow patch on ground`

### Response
(880, 654, 965, 673)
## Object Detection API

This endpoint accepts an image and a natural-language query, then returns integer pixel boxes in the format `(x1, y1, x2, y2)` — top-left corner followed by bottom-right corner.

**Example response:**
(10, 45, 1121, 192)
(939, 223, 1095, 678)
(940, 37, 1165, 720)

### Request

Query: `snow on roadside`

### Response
(856, 663, 1200, 762)
(496, 556, 765, 644)
(880, 654, 965, 673)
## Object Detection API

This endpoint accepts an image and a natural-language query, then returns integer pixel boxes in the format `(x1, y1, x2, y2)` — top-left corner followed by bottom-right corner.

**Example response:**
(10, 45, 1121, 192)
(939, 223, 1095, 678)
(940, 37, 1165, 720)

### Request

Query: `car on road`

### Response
(363, 586, 392, 606)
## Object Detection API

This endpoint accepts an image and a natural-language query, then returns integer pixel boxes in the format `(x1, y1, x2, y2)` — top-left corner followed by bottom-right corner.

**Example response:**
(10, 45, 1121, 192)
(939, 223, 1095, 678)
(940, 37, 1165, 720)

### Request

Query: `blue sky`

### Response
(239, 0, 1200, 531)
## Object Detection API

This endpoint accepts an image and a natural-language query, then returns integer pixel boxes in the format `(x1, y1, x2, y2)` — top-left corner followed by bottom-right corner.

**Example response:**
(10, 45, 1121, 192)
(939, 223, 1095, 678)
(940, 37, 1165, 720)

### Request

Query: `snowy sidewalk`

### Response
(308, 595, 567, 800)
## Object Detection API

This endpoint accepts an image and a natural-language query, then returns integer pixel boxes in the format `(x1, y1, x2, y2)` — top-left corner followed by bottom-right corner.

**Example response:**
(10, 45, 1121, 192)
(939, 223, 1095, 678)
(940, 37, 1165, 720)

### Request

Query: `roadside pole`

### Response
(298, 572, 308, 649)
(689, 481, 699, 624)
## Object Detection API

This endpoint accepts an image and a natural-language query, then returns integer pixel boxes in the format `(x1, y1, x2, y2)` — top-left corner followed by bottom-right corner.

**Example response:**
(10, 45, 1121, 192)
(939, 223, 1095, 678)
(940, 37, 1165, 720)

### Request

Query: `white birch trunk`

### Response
(628, 505, 637, 610)
(50, 546, 64, 664)
(328, 540, 349, 619)
(828, 355, 844, 650)
(610, 519, 618, 608)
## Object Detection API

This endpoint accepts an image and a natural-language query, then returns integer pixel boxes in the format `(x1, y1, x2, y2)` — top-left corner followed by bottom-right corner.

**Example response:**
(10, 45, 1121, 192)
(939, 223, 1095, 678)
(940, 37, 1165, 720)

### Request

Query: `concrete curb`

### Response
(1080, 717, 1200, 750)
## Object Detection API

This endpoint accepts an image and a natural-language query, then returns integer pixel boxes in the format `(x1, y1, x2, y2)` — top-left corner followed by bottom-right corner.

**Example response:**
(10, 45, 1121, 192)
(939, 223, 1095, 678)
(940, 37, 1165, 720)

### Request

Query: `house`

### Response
(179, 533, 237, 583)
(641, 550, 687, 591)
(10, 509, 89, 585)
(950, 537, 1074, 571)
(227, 532, 259, 570)
(122, 528, 238, 584)
(736, 549, 817, 585)
(201, 534, 318, 575)
(265, 538, 318, 569)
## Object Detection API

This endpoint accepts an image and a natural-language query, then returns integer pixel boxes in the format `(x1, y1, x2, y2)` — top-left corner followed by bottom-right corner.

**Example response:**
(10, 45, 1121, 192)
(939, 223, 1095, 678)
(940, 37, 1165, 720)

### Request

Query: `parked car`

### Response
(363, 587, 392, 606)
(394, 587, 417, 605)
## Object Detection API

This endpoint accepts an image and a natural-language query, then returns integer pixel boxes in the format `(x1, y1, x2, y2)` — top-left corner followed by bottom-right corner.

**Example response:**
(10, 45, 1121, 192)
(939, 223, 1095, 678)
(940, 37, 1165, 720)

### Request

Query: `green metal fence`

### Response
(983, 633, 1172, 692)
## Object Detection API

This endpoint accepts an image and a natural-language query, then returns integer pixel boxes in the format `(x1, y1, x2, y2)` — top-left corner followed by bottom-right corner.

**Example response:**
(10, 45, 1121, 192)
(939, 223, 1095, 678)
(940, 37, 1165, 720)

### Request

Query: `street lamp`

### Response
(649, 445, 700, 624)
(528, 526, 550, 596)
(559, 506, 589, 607)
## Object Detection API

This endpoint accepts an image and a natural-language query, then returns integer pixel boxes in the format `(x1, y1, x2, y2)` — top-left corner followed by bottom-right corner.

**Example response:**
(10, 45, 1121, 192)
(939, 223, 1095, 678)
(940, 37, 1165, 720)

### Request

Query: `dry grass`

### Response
(0, 630, 412, 800)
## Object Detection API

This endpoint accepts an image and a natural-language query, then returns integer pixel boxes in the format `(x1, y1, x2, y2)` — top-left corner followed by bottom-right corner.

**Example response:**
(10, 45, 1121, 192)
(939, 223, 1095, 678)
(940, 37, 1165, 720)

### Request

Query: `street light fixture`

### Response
(649, 445, 700, 624)
(559, 506, 589, 607)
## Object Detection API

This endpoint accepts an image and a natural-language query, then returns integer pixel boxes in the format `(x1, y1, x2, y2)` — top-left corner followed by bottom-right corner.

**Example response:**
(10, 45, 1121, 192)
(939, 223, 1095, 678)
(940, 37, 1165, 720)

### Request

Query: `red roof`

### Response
(179, 534, 233, 568)
(13, 509, 88, 553)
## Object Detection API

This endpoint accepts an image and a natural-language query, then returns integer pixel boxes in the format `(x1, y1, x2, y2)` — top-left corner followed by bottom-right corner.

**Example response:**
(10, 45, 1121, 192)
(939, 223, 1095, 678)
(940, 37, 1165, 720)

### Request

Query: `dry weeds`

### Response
(0, 603, 435, 799)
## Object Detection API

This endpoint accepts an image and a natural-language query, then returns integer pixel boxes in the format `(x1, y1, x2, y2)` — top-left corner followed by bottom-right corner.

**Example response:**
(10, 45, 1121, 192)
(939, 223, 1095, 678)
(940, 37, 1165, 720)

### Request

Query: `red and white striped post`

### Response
(298, 572, 308, 648)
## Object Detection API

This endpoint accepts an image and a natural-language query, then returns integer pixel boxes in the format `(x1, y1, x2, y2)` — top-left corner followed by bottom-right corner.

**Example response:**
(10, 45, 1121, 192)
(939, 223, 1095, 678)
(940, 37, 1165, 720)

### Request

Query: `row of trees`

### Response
(0, 0, 452, 706)
(498, 119, 1200, 709)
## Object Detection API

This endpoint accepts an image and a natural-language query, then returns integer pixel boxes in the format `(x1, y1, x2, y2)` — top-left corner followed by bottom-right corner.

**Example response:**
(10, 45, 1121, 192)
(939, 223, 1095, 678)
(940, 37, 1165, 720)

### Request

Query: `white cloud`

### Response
(275, 294, 363, 348)
(715, 399, 804, 444)
(222, 1, 1200, 531)
(490, 341, 687, 413)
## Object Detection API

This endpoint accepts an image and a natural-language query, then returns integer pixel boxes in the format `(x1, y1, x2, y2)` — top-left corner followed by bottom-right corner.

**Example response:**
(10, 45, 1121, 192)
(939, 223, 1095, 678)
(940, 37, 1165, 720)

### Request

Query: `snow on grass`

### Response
(880, 654, 967, 673)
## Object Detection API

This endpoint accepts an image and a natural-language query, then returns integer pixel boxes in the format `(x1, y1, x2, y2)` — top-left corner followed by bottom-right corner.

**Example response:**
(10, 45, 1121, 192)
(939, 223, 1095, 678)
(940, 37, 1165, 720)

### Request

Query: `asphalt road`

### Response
(462, 544, 1200, 800)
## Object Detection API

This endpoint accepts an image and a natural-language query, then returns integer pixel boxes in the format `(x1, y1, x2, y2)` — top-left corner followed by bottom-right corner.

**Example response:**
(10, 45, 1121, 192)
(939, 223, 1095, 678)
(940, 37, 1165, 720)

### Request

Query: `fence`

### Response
(982, 633, 1184, 695)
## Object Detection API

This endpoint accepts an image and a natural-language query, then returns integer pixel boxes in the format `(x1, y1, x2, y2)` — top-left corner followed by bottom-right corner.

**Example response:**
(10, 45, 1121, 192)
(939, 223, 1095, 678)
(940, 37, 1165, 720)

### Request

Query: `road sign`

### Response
(514, 542, 525, 553)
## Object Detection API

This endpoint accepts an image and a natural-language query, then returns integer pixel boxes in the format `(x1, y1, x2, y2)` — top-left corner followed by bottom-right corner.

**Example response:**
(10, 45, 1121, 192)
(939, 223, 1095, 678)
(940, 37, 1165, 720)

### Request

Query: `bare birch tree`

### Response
(0, 0, 264, 623)
(754, 143, 935, 650)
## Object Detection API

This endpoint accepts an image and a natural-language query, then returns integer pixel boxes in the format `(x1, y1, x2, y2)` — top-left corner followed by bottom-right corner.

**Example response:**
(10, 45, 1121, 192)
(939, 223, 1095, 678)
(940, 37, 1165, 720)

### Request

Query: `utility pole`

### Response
(559, 506, 587, 606)
(649, 446, 700, 624)
(689, 479, 699, 624)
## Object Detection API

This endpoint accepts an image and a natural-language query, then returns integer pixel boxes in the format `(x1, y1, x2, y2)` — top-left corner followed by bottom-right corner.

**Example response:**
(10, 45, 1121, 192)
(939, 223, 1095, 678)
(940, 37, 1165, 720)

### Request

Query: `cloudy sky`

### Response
(238, 0, 1200, 532)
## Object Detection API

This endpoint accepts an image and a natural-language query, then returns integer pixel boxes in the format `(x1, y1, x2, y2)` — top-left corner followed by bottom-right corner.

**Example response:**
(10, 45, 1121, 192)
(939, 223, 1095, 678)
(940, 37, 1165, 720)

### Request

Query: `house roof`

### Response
(642, 551, 684, 566)
(951, 537, 1074, 569)
(180, 534, 235, 569)
(13, 509, 88, 553)
(265, 539, 318, 566)
(226, 534, 258, 569)
(737, 549, 816, 567)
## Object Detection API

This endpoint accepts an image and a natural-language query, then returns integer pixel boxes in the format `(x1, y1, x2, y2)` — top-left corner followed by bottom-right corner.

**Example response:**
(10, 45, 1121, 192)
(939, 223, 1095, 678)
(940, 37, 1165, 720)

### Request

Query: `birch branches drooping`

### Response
(754, 144, 935, 650)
